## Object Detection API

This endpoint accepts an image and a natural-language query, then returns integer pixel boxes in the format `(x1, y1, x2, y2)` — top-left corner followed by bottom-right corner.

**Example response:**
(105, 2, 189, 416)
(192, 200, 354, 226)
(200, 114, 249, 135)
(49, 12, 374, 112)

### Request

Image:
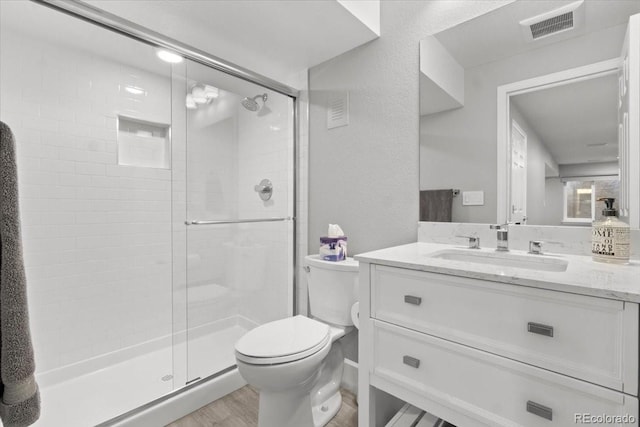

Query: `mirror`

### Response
(496, 59, 621, 226)
(419, 0, 640, 227)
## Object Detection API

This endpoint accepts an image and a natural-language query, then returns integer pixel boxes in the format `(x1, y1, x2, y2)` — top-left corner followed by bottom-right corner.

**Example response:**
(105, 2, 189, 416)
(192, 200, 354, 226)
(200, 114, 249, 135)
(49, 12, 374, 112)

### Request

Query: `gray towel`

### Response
(420, 189, 453, 222)
(0, 121, 40, 427)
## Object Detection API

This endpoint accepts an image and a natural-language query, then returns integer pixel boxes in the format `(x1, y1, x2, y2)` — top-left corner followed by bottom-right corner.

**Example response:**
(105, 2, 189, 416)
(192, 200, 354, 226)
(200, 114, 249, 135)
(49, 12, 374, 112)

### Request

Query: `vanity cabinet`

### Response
(358, 262, 640, 427)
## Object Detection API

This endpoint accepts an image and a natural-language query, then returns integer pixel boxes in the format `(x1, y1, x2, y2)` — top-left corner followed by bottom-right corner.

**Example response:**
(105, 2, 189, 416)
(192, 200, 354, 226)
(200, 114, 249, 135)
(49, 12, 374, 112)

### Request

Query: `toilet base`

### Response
(258, 389, 314, 427)
(312, 390, 342, 427)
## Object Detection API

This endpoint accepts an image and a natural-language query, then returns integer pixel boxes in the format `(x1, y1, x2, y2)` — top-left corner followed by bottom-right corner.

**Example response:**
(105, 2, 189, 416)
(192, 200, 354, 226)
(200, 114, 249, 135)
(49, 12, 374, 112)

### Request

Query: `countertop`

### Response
(355, 242, 640, 303)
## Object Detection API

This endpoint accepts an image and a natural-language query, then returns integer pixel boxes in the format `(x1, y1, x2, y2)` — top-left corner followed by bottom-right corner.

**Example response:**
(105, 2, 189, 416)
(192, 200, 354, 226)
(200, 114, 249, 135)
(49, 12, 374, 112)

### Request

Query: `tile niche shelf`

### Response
(117, 116, 171, 169)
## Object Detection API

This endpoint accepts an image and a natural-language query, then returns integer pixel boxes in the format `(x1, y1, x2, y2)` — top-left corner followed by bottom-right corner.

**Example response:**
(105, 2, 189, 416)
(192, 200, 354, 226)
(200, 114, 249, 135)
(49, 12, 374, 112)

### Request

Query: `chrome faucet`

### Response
(529, 240, 543, 255)
(490, 224, 509, 252)
(456, 235, 480, 249)
(529, 240, 561, 255)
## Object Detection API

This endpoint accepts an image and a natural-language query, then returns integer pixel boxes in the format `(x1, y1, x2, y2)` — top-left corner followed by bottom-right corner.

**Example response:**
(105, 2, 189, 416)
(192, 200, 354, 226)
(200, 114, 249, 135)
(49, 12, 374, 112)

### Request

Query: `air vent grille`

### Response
(529, 11, 574, 39)
(519, 1, 584, 43)
(327, 92, 349, 129)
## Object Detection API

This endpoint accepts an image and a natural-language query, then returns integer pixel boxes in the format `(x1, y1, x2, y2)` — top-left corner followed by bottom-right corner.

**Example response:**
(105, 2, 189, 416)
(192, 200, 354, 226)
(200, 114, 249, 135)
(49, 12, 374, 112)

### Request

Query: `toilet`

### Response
(234, 254, 359, 427)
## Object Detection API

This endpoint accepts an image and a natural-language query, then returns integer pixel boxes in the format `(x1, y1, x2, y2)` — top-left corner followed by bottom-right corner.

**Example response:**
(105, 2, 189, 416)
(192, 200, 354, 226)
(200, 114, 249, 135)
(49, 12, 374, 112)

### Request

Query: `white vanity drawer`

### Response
(371, 265, 639, 394)
(373, 320, 639, 427)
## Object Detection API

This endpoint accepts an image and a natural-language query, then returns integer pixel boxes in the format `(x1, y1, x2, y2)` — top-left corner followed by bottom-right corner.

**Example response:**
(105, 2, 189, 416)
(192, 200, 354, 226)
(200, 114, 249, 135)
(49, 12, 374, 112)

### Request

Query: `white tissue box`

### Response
(320, 236, 347, 261)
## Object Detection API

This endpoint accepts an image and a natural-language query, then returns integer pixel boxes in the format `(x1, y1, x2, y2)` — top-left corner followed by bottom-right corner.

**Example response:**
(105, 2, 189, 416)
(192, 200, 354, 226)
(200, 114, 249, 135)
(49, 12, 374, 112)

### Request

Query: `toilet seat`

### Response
(235, 315, 330, 365)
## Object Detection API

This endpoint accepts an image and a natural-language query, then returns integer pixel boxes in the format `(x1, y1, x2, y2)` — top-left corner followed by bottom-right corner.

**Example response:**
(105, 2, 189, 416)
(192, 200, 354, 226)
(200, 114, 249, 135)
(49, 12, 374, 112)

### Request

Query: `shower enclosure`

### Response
(0, 1, 296, 426)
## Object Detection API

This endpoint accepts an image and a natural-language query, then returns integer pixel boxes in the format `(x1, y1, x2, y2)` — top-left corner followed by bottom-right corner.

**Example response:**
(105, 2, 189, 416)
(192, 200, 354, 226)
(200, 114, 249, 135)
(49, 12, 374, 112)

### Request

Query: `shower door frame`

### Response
(28, 0, 300, 423)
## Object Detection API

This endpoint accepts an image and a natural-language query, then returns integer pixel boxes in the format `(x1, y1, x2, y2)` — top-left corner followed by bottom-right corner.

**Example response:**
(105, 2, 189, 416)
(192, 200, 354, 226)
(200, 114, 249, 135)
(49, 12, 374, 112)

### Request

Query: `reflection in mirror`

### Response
(503, 65, 620, 226)
(512, 73, 619, 226)
(419, 0, 640, 227)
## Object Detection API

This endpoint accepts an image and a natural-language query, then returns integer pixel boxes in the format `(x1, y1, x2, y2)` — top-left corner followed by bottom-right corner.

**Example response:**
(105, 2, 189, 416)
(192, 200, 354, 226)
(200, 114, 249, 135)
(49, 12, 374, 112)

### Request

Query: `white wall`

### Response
(419, 36, 465, 115)
(420, 23, 626, 223)
(337, 0, 381, 36)
(559, 161, 619, 178)
(510, 103, 558, 225)
(543, 178, 565, 225)
(308, 1, 511, 255)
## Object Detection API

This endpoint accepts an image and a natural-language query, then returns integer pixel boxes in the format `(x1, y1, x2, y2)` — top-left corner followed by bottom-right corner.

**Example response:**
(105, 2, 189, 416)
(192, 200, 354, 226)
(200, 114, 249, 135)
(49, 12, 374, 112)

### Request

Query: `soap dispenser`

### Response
(591, 197, 630, 264)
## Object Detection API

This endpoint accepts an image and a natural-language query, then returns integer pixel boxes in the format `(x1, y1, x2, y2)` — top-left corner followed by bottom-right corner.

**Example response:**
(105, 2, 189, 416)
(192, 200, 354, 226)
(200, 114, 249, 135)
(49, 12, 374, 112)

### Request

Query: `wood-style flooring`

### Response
(167, 386, 358, 427)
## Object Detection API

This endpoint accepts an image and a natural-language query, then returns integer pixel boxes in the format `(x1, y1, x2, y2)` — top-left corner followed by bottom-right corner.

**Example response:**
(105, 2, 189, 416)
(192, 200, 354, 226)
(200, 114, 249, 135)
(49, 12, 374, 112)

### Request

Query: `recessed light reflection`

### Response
(125, 86, 145, 95)
(186, 84, 220, 108)
(186, 94, 197, 109)
(156, 49, 183, 64)
(191, 86, 208, 104)
(203, 85, 219, 99)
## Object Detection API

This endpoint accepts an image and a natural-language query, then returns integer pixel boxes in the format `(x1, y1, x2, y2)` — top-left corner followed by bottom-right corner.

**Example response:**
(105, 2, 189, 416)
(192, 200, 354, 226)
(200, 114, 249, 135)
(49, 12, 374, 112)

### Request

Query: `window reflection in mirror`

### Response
(563, 178, 620, 224)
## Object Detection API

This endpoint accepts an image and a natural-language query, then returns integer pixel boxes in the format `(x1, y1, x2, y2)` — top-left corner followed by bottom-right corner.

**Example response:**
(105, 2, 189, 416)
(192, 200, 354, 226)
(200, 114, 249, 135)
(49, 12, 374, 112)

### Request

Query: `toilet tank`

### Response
(305, 255, 358, 326)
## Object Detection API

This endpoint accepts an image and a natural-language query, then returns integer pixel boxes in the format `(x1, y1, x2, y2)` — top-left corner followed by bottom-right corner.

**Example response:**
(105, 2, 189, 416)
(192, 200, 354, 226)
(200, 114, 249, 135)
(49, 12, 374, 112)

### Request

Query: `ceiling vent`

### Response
(520, 0, 584, 42)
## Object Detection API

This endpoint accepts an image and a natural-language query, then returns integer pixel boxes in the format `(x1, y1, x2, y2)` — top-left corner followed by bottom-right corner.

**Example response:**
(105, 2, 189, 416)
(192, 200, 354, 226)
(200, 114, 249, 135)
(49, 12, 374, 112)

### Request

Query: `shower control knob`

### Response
(254, 179, 273, 201)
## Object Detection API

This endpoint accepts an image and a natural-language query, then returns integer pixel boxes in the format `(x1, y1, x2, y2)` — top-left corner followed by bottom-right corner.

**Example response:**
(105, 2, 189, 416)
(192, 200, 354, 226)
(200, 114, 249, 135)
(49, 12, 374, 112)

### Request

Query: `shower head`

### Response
(241, 93, 268, 111)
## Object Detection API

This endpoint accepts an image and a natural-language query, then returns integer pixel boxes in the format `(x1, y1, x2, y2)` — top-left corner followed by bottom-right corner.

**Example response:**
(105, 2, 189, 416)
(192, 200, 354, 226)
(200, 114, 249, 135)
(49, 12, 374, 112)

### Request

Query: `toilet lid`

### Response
(235, 315, 330, 364)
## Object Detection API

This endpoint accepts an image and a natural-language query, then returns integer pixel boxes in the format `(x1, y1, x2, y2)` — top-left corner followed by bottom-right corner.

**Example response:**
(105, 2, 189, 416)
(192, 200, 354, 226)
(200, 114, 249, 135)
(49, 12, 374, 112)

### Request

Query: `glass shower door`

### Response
(181, 59, 294, 384)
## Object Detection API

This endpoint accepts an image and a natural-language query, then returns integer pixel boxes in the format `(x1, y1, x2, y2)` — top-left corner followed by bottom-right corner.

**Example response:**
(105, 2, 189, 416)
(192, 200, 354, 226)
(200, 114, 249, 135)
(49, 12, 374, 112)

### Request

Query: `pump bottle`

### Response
(592, 198, 630, 264)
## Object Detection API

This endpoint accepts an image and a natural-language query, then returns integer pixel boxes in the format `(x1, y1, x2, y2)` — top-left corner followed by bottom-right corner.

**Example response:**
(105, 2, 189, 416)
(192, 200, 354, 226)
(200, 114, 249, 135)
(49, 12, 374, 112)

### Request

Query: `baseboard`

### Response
(342, 358, 358, 396)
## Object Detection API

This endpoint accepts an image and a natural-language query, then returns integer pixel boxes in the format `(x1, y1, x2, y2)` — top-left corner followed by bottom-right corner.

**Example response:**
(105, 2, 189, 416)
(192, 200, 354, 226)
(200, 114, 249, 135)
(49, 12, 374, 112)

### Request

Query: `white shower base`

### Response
(34, 322, 249, 427)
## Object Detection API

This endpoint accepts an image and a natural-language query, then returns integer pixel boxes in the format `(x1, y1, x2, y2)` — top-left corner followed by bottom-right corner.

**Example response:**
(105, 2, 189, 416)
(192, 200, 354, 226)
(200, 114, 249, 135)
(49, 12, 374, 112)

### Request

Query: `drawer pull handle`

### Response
(526, 401, 553, 421)
(403, 355, 420, 369)
(404, 295, 422, 306)
(527, 322, 554, 337)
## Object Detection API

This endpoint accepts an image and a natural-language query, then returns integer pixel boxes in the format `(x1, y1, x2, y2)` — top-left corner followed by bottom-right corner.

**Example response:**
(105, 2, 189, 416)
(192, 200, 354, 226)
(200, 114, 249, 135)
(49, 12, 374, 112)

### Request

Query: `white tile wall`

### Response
(183, 80, 295, 330)
(2, 19, 301, 384)
(236, 89, 295, 324)
(1, 29, 174, 374)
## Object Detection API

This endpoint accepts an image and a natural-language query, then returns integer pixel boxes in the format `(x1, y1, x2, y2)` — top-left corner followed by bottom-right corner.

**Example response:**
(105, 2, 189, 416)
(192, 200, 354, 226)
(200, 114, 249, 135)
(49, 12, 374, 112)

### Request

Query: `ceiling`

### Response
(0, 1, 171, 77)
(0, 0, 306, 116)
(511, 72, 619, 165)
(1, 0, 379, 93)
(85, 0, 380, 87)
(425, 0, 639, 167)
(436, 0, 640, 69)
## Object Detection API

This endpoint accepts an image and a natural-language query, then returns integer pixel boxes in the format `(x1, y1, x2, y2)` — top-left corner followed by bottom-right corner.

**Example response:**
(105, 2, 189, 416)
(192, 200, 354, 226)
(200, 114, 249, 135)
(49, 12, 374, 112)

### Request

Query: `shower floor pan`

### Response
(33, 325, 247, 427)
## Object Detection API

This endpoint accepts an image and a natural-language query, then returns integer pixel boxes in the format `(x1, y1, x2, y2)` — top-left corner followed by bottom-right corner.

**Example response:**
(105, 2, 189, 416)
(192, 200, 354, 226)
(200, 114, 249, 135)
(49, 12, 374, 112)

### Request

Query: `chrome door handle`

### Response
(404, 295, 422, 306)
(528, 322, 554, 337)
(403, 355, 420, 369)
(526, 401, 552, 421)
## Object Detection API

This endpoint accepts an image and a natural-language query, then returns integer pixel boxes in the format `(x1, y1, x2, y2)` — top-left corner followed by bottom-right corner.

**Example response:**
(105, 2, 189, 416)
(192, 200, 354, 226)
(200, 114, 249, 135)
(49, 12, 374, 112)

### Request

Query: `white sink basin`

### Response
(428, 248, 568, 272)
